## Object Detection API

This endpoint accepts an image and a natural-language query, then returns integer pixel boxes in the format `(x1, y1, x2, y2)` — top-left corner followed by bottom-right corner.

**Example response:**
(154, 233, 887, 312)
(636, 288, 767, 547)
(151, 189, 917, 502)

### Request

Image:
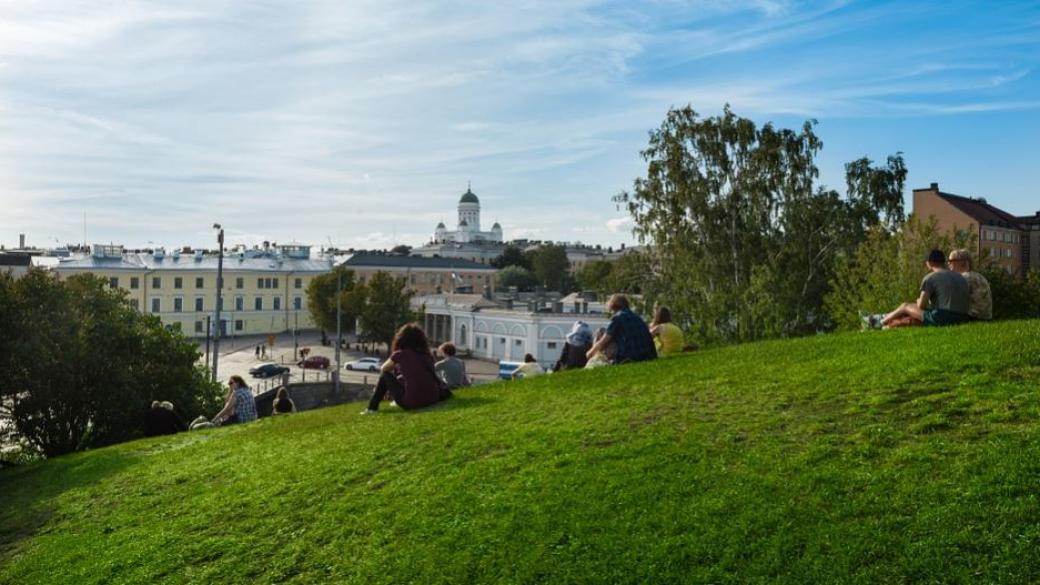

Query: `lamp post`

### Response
(211, 223, 224, 382)
(335, 266, 342, 396)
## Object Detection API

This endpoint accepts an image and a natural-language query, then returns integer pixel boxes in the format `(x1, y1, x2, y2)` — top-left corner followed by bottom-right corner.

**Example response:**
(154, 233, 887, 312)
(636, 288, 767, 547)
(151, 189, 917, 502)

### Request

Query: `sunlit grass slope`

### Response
(2, 321, 1040, 584)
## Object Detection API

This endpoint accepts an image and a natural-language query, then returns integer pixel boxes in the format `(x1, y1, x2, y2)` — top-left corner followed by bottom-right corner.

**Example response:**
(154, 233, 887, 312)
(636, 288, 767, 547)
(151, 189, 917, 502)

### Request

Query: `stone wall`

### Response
(254, 380, 371, 417)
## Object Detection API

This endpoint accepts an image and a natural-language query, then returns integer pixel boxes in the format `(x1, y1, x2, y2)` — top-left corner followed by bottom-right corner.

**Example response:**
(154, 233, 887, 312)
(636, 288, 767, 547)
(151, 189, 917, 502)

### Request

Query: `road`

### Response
(196, 331, 502, 393)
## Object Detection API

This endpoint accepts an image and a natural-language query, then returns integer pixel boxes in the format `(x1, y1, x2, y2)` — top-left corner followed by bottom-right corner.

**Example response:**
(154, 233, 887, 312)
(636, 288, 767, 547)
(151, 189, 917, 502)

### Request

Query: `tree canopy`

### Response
(357, 272, 417, 350)
(0, 270, 222, 458)
(305, 266, 365, 333)
(616, 104, 907, 344)
(490, 245, 532, 270)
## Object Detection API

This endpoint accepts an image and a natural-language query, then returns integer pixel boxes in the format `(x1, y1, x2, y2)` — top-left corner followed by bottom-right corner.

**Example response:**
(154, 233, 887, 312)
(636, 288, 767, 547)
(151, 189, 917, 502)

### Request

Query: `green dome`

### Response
(459, 188, 479, 204)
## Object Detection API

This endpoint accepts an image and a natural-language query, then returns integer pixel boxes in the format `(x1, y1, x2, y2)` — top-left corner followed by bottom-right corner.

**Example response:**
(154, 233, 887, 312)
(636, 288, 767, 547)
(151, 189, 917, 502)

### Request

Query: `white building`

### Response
(433, 186, 503, 244)
(416, 294, 610, 368)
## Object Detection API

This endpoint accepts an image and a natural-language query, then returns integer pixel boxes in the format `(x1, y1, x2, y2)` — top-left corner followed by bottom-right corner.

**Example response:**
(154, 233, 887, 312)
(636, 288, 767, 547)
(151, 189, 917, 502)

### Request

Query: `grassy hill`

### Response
(2, 321, 1040, 584)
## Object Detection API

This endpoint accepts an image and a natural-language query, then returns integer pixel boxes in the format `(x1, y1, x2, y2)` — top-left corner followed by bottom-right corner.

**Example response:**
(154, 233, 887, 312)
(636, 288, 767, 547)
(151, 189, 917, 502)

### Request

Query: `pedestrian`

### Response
(255, 344, 260, 359)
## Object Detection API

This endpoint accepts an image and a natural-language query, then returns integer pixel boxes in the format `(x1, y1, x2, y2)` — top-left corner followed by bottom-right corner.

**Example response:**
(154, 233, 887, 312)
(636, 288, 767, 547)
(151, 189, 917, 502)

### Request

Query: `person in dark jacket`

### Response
(554, 320, 592, 371)
(144, 401, 185, 437)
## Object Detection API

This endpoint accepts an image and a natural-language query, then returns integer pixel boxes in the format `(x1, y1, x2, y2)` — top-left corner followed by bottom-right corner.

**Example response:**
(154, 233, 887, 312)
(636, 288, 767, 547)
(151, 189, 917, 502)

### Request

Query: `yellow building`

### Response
(55, 244, 332, 337)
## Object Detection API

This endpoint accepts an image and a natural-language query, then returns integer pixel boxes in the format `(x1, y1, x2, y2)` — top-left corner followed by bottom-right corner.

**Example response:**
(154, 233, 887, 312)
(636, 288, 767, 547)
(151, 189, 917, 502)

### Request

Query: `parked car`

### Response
(345, 357, 382, 372)
(497, 361, 522, 380)
(297, 355, 330, 370)
(250, 362, 290, 379)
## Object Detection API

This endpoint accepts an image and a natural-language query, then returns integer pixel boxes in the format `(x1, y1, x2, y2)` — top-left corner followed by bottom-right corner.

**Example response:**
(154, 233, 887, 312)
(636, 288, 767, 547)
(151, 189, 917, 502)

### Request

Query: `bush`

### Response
(981, 268, 1040, 320)
(0, 269, 222, 457)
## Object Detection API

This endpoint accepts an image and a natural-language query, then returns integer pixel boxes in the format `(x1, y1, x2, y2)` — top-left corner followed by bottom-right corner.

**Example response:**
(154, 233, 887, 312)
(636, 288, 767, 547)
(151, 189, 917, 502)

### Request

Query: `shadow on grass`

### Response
(0, 448, 138, 559)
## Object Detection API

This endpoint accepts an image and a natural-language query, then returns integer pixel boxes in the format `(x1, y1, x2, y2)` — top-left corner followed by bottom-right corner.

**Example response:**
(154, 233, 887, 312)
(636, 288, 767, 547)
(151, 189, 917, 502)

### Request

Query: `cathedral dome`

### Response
(459, 219, 469, 227)
(492, 222, 501, 229)
(459, 187, 479, 204)
(436, 222, 446, 229)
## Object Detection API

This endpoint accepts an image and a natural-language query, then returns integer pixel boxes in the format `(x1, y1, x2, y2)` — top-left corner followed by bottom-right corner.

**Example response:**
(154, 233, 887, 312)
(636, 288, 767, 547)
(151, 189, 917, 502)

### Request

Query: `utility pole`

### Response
(293, 311, 299, 365)
(211, 224, 224, 383)
(205, 315, 211, 369)
(335, 267, 342, 396)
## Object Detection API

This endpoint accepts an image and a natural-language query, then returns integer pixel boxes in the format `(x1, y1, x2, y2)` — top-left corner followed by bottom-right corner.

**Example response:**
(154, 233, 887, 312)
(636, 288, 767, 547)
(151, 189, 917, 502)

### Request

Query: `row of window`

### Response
(407, 273, 492, 285)
(194, 320, 246, 333)
(985, 247, 1015, 259)
(146, 296, 305, 313)
(108, 276, 305, 290)
(984, 229, 1020, 244)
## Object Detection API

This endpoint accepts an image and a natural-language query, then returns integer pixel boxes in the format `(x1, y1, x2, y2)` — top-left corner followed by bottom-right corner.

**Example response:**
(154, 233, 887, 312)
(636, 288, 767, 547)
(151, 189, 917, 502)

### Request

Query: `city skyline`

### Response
(2, 0, 1039, 251)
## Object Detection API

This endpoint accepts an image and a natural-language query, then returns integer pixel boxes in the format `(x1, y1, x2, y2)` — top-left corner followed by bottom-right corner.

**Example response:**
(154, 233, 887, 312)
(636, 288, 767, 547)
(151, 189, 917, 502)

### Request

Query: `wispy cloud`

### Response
(0, 0, 1037, 250)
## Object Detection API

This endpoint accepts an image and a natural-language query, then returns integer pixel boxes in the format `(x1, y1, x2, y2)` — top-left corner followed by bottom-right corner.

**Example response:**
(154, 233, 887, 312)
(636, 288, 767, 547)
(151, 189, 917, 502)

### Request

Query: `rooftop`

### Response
(343, 253, 495, 271)
(56, 251, 332, 273)
(916, 183, 1030, 229)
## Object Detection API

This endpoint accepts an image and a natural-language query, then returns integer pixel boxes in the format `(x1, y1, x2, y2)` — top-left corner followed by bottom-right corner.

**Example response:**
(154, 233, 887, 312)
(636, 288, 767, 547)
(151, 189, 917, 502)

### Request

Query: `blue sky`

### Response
(1, 0, 1038, 251)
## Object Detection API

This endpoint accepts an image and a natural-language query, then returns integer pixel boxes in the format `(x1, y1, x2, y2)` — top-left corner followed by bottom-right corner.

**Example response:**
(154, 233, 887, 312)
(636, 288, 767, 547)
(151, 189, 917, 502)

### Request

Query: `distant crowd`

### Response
(146, 293, 686, 429)
(149, 250, 987, 430)
(863, 248, 992, 330)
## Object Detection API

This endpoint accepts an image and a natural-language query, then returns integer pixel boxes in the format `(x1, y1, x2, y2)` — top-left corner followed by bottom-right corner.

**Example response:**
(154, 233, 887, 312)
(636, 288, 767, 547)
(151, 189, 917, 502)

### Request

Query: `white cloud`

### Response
(606, 217, 633, 233)
(0, 0, 1036, 250)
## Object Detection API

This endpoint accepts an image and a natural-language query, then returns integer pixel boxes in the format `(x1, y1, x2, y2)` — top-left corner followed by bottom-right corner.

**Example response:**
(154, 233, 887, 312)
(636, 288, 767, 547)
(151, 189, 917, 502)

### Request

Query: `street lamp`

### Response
(211, 223, 224, 383)
(335, 266, 342, 396)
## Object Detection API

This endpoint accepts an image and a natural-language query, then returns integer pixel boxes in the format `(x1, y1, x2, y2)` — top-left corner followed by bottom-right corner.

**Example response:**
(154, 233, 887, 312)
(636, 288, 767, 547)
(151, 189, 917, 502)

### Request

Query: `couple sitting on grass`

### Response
(863, 248, 993, 330)
(553, 299, 679, 372)
(361, 323, 457, 415)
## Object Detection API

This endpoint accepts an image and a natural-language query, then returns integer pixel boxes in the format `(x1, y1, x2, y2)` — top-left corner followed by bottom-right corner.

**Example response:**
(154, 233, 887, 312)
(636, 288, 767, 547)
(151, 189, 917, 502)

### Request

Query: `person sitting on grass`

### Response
(948, 248, 993, 321)
(144, 400, 185, 437)
(649, 306, 683, 356)
(272, 387, 297, 415)
(553, 320, 592, 371)
(586, 294, 657, 364)
(212, 375, 258, 426)
(435, 342, 471, 390)
(869, 249, 971, 329)
(511, 353, 545, 379)
(362, 323, 451, 415)
(584, 328, 615, 369)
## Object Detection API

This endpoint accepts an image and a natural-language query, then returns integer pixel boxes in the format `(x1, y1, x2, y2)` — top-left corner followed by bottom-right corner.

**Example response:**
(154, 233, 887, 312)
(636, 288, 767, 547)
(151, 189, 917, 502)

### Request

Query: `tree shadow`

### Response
(0, 448, 138, 560)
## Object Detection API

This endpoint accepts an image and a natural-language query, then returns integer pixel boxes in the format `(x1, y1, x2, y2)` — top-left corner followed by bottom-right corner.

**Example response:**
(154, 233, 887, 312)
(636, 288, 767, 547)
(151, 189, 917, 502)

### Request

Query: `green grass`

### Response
(3, 321, 1040, 584)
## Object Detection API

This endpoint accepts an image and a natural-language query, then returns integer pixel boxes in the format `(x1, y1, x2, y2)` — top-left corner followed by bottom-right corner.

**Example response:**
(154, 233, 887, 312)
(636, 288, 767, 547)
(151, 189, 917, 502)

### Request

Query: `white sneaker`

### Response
(360, 408, 377, 415)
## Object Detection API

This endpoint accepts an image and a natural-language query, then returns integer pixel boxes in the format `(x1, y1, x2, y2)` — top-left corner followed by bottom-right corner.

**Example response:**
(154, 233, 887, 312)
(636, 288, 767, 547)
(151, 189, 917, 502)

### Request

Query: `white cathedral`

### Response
(433, 186, 503, 244)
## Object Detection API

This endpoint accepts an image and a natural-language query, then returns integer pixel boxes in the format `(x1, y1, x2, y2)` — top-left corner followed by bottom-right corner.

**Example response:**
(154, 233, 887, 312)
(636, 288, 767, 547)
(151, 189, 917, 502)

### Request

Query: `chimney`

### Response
(930, 182, 939, 190)
(19, 234, 25, 249)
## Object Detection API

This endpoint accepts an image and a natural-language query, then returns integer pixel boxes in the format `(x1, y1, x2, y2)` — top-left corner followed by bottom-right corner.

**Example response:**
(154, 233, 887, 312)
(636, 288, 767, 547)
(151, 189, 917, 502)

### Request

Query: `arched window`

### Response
(459, 324, 468, 346)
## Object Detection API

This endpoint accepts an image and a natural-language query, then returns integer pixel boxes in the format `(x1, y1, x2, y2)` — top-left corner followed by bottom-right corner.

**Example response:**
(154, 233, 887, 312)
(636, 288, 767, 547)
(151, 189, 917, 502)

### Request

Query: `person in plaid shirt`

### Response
(213, 375, 257, 425)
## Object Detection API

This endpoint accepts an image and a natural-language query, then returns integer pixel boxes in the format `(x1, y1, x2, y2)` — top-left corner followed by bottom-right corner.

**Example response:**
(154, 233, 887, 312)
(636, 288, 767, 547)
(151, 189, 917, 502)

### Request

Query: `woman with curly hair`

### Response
(362, 323, 449, 414)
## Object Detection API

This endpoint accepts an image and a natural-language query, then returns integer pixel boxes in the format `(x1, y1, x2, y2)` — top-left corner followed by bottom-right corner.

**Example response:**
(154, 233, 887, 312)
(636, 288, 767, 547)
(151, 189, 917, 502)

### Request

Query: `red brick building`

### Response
(912, 183, 1040, 274)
